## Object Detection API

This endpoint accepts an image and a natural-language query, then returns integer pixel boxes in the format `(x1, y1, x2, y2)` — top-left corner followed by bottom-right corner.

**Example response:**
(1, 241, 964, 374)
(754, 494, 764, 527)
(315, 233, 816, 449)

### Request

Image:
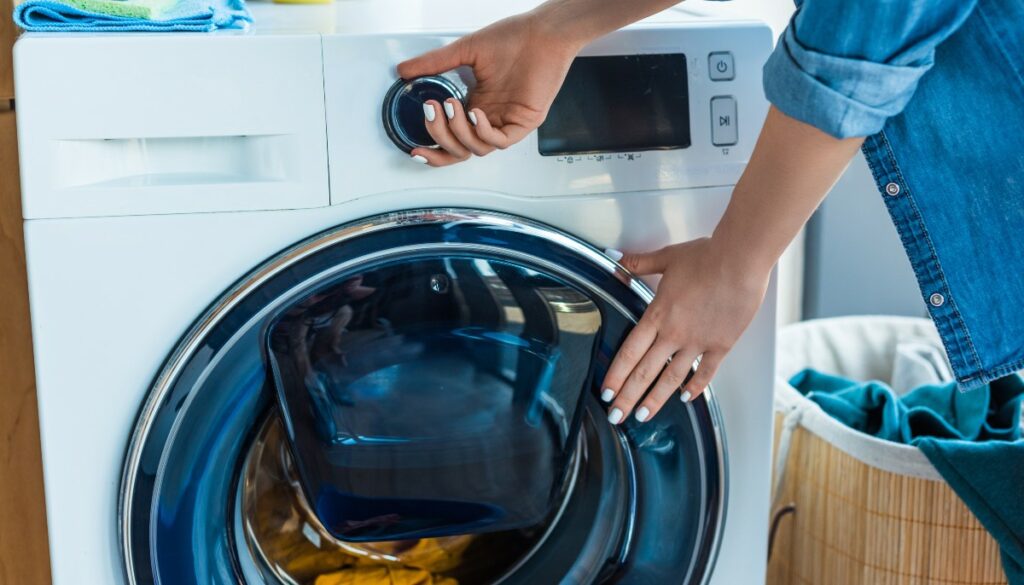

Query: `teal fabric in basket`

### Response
(790, 369, 1024, 584)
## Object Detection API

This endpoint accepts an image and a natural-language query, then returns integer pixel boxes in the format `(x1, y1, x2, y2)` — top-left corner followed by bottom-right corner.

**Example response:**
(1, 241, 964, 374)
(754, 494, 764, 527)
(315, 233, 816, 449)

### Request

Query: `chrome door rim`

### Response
(118, 208, 728, 585)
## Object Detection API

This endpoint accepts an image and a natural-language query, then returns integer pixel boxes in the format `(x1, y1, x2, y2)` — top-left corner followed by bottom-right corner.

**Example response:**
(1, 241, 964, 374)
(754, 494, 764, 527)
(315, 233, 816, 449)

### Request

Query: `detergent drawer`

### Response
(13, 35, 329, 219)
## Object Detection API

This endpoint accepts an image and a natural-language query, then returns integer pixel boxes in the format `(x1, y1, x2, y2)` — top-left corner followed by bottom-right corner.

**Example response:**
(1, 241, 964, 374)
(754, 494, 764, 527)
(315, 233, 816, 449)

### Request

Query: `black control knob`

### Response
(382, 76, 467, 153)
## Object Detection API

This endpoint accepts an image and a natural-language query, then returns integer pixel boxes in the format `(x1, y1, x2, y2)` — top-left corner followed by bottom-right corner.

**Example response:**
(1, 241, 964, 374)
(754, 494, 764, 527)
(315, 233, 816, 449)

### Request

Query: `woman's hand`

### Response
(397, 10, 582, 167)
(602, 238, 771, 424)
(397, 0, 685, 166)
(601, 107, 866, 425)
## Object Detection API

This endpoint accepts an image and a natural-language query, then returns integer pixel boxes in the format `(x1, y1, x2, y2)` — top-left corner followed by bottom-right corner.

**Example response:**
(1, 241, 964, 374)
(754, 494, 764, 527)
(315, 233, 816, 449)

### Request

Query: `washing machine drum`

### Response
(120, 210, 726, 585)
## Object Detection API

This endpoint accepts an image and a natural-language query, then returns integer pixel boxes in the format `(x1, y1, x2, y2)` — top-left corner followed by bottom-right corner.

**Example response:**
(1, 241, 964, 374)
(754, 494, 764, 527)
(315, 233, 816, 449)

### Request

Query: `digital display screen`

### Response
(538, 54, 690, 156)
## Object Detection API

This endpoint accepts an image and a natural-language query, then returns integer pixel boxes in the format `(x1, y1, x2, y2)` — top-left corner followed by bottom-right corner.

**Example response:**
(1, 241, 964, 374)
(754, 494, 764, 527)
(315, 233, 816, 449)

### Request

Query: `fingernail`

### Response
(411, 154, 428, 164)
(601, 388, 615, 402)
(680, 390, 692, 402)
(605, 248, 623, 261)
(635, 406, 650, 422)
(608, 408, 624, 425)
(423, 103, 436, 122)
(443, 100, 455, 120)
(468, 111, 478, 126)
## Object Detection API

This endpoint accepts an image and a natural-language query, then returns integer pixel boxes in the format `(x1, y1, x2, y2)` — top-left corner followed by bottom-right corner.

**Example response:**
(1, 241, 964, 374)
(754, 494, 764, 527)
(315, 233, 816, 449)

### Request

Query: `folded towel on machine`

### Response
(13, 0, 251, 32)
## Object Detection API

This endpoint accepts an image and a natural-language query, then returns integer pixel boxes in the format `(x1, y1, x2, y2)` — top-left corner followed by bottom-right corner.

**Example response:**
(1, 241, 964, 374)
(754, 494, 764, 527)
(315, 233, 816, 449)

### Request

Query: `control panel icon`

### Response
(708, 52, 735, 81)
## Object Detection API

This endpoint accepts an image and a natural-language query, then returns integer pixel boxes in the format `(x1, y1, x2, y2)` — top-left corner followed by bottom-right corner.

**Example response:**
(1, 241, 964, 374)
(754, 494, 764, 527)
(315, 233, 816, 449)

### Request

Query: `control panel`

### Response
(325, 21, 773, 204)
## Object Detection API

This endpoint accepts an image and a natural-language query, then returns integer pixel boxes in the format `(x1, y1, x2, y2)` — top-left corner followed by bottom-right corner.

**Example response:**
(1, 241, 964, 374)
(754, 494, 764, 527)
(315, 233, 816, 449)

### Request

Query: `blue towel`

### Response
(13, 0, 251, 32)
(791, 369, 1024, 584)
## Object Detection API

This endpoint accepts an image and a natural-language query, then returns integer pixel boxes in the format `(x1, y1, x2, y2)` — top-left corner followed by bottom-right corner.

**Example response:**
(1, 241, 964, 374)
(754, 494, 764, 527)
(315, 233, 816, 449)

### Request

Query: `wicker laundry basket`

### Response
(767, 316, 1009, 585)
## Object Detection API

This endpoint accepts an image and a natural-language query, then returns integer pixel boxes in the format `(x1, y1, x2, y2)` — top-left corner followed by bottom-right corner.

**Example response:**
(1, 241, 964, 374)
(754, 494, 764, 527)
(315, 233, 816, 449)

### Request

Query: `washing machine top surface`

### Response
(12, 0, 758, 39)
(239, 0, 759, 37)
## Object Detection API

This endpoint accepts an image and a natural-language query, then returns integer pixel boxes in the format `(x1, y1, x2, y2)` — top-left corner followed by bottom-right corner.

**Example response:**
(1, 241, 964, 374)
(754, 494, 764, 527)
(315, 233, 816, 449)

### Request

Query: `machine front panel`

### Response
(324, 23, 773, 204)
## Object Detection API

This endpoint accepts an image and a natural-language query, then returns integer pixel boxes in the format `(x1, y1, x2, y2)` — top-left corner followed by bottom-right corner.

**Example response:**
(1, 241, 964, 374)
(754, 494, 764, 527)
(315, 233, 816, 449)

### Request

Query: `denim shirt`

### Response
(763, 0, 1024, 390)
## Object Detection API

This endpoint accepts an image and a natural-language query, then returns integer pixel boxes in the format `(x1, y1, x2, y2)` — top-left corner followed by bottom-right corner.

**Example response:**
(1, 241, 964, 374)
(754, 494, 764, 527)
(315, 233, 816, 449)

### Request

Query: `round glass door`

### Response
(119, 209, 726, 585)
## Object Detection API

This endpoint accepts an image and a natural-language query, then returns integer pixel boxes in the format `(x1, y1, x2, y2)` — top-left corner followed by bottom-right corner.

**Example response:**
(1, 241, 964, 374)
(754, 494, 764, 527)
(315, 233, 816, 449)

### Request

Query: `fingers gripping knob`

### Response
(382, 75, 467, 153)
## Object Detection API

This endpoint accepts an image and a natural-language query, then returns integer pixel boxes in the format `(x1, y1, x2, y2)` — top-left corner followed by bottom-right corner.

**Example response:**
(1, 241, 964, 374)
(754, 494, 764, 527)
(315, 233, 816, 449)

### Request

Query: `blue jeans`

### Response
(764, 0, 1024, 389)
(861, 0, 1024, 389)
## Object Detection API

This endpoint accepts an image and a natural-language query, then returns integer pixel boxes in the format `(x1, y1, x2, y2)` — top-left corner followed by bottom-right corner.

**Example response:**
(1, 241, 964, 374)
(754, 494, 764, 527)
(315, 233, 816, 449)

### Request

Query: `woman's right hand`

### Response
(396, 8, 583, 167)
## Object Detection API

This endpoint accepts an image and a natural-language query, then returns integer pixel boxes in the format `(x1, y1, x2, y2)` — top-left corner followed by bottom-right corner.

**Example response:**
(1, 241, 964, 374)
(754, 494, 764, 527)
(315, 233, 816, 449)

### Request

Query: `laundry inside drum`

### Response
(238, 415, 562, 585)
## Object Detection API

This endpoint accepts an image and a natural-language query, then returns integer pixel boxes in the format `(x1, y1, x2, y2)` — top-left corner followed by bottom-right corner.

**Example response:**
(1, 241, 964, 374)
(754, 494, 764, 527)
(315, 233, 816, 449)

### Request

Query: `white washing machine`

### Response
(14, 2, 776, 584)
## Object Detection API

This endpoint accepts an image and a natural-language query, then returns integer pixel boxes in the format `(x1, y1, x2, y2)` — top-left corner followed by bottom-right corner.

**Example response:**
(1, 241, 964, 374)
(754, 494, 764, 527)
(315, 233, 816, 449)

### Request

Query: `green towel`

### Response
(790, 369, 1024, 584)
(16, 0, 178, 19)
(917, 439, 1024, 584)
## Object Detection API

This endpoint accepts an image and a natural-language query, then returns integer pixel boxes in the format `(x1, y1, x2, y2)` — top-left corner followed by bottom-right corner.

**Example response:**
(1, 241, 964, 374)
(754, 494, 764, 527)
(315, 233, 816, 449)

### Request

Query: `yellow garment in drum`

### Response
(256, 498, 471, 585)
(311, 539, 469, 585)
(313, 564, 458, 585)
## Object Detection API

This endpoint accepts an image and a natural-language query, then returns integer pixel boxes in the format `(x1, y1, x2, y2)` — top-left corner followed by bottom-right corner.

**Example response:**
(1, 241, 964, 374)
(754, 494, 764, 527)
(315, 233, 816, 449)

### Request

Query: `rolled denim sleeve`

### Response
(763, 0, 979, 138)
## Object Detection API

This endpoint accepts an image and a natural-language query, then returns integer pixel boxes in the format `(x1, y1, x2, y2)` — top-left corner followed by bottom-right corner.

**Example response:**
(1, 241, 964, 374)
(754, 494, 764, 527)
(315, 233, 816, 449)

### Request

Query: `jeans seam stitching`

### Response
(867, 132, 985, 378)
(974, 359, 1024, 383)
(879, 132, 984, 373)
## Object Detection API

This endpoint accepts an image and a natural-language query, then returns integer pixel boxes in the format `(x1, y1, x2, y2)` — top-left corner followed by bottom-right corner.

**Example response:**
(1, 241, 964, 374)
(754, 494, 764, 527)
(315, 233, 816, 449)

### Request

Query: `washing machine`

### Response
(13, 1, 776, 583)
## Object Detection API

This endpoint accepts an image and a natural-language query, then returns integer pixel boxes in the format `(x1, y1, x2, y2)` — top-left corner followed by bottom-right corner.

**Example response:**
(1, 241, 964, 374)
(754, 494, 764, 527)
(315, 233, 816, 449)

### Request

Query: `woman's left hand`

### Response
(602, 237, 771, 424)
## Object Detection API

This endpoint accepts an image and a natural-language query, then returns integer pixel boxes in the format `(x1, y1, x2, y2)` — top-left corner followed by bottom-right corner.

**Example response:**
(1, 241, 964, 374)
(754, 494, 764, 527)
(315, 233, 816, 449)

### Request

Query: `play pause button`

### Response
(711, 96, 738, 146)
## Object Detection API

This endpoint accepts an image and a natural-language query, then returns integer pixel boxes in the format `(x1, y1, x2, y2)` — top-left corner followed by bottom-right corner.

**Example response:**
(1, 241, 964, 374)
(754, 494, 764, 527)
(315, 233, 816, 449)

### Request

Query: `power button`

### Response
(708, 52, 734, 81)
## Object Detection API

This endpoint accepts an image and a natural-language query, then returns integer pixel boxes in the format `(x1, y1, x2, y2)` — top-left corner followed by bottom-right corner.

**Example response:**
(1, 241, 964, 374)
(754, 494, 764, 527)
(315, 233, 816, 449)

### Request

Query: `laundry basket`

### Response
(767, 316, 1008, 585)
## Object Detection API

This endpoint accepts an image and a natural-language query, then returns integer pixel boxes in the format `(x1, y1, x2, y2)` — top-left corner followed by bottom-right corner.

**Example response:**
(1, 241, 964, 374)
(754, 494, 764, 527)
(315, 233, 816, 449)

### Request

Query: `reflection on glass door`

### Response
(267, 256, 604, 541)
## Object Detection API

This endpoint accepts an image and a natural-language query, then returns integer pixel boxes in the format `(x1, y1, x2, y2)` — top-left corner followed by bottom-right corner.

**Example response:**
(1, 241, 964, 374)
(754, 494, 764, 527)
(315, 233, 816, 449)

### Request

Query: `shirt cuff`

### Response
(763, 25, 933, 139)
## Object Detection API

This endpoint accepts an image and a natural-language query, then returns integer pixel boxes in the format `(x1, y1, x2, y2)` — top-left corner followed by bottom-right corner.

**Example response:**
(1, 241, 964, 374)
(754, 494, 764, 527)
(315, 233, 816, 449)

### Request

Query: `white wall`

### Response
(716, 0, 794, 36)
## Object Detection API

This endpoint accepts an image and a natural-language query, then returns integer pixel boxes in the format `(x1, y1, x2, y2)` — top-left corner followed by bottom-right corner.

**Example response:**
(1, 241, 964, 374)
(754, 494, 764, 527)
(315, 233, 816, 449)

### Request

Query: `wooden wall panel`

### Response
(1, 0, 13, 99)
(0, 108, 52, 583)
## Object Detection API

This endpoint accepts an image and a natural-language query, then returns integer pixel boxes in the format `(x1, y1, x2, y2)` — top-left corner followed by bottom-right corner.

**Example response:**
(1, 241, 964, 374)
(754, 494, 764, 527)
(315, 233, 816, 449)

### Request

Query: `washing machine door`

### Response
(120, 209, 727, 585)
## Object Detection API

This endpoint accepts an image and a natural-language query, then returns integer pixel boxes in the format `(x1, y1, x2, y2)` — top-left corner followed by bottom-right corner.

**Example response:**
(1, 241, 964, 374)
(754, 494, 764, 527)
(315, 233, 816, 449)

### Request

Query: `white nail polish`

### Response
(608, 408, 624, 425)
(423, 103, 436, 122)
(468, 111, 478, 126)
(600, 388, 615, 402)
(605, 248, 624, 261)
(635, 406, 650, 422)
(680, 390, 692, 402)
(411, 154, 428, 164)
(443, 101, 455, 120)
